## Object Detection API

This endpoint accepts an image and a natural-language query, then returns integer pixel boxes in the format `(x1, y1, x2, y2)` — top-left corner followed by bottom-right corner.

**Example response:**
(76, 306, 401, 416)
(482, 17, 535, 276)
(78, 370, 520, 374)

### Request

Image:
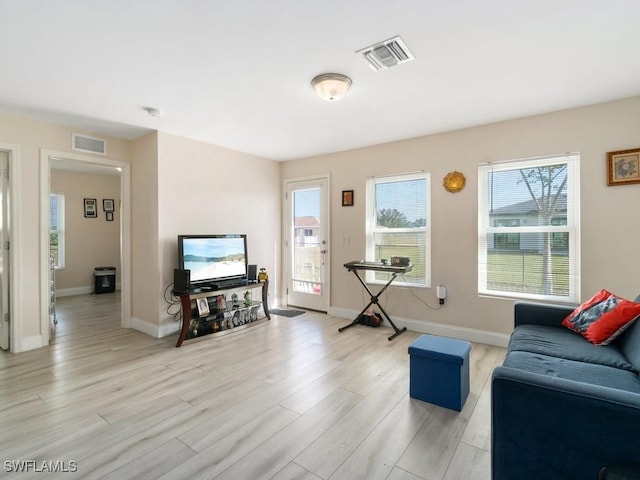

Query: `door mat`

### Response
(270, 309, 305, 318)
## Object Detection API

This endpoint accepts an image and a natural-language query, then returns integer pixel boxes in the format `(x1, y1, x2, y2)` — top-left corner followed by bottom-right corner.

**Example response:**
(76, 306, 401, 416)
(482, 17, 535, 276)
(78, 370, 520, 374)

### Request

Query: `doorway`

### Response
(284, 175, 330, 312)
(40, 150, 131, 347)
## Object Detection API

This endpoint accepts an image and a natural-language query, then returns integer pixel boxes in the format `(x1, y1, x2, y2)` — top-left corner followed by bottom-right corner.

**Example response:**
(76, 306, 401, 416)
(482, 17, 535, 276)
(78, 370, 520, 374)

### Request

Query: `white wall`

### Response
(281, 95, 640, 344)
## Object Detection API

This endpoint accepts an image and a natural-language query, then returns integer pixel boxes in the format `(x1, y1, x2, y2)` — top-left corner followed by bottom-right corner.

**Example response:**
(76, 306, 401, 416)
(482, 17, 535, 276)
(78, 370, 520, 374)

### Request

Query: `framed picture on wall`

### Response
(103, 198, 114, 211)
(84, 198, 97, 218)
(342, 190, 354, 206)
(607, 148, 640, 186)
(106, 211, 114, 222)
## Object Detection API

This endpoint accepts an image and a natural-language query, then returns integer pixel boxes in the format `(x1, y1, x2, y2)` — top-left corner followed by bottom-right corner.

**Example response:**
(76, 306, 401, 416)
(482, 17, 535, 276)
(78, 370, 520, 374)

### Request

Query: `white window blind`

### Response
(478, 154, 580, 302)
(366, 172, 431, 287)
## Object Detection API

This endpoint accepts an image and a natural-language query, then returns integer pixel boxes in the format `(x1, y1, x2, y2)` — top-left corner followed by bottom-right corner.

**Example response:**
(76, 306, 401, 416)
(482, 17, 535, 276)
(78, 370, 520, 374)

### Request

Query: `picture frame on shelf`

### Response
(197, 298, 210, 317)
(84, 198, 97, 218)
(342, 189, 354, 206)
(103, 198, 115, 211)
(607, 148, 640, 186)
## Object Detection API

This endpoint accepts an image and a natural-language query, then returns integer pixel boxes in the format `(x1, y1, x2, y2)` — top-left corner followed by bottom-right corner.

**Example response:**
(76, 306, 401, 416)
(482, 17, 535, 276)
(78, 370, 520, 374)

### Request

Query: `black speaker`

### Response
(248, 264, 257, 283)
(173, 268, 190, 294)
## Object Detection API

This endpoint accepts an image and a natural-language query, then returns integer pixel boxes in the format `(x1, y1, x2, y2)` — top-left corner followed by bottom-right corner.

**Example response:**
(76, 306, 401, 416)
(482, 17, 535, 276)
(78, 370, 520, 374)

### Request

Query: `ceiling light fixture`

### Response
(311, 73, 352, 101)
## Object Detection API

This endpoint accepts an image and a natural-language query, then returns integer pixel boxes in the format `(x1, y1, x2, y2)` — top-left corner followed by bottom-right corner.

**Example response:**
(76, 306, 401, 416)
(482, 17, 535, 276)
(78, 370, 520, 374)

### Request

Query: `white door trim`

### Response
(39, 149, 132, 346)
(283, 173, 331, 312)
(0, 143, 20, 352)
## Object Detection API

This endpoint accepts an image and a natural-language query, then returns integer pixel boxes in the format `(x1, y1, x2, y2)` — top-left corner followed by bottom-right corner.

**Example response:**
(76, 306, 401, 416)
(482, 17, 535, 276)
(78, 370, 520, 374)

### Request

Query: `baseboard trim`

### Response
(328, 307, 510, 347)
(56, 286, 93, 297)
(131, 316, 180, 339)
(17, 334, 46, 352)
(56, 284, 122, 298)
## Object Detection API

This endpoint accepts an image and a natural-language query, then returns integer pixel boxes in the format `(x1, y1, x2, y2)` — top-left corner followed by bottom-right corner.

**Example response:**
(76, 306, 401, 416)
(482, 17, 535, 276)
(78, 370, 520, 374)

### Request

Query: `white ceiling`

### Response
(1, 1, 640, 161)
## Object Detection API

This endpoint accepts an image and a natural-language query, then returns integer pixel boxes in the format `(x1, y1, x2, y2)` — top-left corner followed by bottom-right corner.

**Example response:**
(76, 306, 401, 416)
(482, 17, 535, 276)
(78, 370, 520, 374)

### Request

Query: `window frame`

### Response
(365, 172, 431, 288)
(478, 154, 580, 303)
(50, 192, 65, 269)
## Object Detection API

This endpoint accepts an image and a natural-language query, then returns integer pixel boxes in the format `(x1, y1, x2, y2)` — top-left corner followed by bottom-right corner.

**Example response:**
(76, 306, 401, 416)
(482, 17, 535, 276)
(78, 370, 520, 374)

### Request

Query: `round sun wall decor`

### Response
(443, 171, 466, 193)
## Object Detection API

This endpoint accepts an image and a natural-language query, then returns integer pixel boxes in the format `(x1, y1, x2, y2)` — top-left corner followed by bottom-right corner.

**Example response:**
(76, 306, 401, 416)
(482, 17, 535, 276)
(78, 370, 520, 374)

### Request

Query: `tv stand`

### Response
(174, 280, 269, 347)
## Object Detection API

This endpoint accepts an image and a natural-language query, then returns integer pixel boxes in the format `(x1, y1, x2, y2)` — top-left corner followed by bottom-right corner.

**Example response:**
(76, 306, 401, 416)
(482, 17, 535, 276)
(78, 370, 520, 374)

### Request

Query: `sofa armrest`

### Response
(492, 366, 640, 480)
(514, 301, 576, 328)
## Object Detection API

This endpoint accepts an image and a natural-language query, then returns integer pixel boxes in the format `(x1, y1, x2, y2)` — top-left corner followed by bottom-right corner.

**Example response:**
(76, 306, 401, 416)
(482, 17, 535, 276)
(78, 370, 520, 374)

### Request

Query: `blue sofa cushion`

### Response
(615, 294, 640, 372)
(509, 324, 636, 372)
(618, 316, 640, 373)
(503, 351, 640, 393)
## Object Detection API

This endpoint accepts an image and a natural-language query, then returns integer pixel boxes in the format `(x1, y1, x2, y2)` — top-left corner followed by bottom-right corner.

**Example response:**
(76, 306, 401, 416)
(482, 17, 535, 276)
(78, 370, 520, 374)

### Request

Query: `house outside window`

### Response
(493, 219, 521, 250)
(366, 172, 431, 287)
(478, 154, 580, 302)
(50, 193, 65, 269)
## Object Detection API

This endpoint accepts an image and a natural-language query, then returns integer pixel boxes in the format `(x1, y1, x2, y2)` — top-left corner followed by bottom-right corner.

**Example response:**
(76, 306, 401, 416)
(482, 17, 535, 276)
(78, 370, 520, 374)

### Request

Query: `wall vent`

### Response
(356, 35, 415, 72)
(72, 133, 107, 155)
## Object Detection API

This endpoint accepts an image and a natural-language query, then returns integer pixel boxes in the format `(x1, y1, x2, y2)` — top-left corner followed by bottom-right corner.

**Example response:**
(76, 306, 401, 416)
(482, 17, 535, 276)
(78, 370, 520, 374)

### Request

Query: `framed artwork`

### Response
(342, 189, 354, 207)
(84, 198, 97, 218)
(103, 198, 115, 211)
(607, 148, 640, 186)
(106, 211, 114, 222)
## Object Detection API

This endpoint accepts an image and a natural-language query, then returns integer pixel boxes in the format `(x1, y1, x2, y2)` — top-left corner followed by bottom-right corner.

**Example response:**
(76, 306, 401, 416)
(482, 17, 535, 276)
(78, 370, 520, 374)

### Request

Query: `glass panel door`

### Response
(285, 177, 329, 312)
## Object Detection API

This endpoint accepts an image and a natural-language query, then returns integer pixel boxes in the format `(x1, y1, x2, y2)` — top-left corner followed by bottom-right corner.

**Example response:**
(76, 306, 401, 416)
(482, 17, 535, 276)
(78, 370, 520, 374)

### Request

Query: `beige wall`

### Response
(154, 132, 281, 335)
(131, 132, 160, 329)
(3, 94, 639, 351)
(0, 112, 131, 351)
(51, 170, 121, 292)
(281, 95, 640, 339)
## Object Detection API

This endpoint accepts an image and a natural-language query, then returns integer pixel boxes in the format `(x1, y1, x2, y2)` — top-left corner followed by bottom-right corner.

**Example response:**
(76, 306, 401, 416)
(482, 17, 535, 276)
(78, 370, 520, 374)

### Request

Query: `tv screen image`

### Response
(178, 235, 247, 286)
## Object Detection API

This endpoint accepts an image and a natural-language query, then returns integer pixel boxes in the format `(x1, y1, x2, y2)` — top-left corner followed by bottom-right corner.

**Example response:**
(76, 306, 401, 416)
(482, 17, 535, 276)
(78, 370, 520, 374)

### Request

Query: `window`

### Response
(366, 172, 431, 287)
(494, 219, 520, 250)
(550, 217, 568, 250)
(50, 193, 65, 269)
(478, 154, 580, 302)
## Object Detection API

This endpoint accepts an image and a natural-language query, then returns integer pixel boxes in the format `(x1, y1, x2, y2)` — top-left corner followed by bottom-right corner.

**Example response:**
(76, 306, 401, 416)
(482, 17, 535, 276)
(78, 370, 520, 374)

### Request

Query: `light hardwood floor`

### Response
(1, 293, 505, 479)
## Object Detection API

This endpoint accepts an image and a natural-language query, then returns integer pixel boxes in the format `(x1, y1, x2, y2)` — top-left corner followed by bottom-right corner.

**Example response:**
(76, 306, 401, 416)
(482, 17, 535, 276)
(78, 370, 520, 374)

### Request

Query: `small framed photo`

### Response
(84, 198, 97, 218)
(103, 198, 115, 211)
(197, 298, 210, 317)
(342, 189, 354, 207)
(106, 211, 114, 222)
(607, 148, 640, 186)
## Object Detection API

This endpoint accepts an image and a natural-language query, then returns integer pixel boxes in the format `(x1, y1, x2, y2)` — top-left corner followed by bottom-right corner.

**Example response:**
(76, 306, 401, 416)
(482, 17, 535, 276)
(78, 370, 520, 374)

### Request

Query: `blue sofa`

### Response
(491, 298, 640, 480)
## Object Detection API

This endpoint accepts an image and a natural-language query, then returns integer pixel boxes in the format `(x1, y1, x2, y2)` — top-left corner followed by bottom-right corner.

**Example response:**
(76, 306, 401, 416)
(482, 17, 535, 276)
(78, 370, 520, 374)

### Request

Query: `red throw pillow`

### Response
(562, 289, 640, 345)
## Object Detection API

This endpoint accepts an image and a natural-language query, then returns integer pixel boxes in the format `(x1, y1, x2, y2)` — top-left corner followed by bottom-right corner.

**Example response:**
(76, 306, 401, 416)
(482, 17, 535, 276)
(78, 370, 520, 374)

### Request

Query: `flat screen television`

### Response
(178, 234, 248, 289)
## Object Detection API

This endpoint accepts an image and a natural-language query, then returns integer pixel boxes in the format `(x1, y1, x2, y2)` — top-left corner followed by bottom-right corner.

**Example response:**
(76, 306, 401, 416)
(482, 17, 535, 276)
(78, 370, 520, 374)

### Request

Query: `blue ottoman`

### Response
(408, 334, 471, 411)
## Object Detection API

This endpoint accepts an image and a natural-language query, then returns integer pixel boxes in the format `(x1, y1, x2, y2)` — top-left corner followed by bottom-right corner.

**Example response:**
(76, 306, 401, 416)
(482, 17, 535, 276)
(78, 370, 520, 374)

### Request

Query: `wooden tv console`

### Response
(175, 280, 270, 347)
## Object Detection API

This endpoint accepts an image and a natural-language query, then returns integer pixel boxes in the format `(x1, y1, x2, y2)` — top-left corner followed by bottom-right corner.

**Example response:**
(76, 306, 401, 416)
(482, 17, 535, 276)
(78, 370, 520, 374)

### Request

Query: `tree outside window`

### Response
(479, 154, 580, 302)
(366, 173, 431, 287)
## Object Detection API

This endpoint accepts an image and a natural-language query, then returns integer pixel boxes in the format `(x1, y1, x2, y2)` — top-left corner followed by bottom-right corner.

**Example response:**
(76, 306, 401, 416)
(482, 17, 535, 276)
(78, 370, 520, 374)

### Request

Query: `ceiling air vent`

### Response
(356, 35, 415, 71)
(72, 133, 107, 155)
